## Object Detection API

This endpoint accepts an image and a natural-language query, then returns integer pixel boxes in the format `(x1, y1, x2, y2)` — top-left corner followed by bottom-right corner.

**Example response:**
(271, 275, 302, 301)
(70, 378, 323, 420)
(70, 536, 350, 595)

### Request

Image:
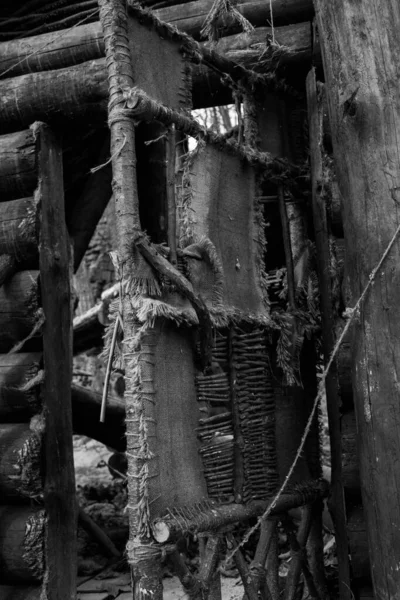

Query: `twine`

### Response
(90, 134, 127, 174)
(226, 220, 400, 562)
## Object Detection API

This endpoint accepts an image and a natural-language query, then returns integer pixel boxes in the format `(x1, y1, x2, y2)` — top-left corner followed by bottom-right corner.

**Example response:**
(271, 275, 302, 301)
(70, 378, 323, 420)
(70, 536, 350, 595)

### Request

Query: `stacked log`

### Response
(0, 124, 77, 598)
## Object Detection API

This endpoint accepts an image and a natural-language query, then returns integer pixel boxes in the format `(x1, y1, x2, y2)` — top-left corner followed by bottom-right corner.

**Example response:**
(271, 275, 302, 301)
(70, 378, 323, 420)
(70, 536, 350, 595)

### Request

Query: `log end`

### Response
(152, 521, 170, 543)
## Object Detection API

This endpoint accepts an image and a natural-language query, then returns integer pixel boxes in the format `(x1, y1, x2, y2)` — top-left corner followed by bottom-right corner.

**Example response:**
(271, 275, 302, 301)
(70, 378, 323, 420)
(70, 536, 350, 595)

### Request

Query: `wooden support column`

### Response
(98, 0, 162, 598)
(313, 1, 400, 596)
(306, 68, 351, 598)
(35, 122, 77, 599)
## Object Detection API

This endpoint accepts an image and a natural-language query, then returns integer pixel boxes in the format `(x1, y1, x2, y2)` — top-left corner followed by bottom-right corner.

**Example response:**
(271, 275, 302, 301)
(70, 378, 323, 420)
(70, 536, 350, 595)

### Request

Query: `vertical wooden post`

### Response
(98, 1, 162, 598)
(313, 1, 400, 596)
(306, 68, 351, 599)
(35, 121, 77, 599)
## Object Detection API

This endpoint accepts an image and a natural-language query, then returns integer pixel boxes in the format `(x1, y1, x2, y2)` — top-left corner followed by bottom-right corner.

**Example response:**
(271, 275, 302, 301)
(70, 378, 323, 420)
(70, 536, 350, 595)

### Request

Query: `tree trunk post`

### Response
(98, 0, 162, 598)
(306, 67, 351, 598)
(36, 121, 77, 599)
(313, 1, 400, 596)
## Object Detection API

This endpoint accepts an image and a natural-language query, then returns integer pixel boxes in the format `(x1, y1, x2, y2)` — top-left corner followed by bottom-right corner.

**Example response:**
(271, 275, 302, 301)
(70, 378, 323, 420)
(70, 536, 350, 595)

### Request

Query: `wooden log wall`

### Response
(0, 124, 77, 598)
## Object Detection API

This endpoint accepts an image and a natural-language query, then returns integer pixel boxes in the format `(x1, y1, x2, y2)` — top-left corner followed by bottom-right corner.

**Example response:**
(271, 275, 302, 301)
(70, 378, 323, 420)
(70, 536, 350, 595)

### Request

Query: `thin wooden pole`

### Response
(98, 0, 162, 598)
(306, 67, 351, 600)
(36, 121, 77, 600)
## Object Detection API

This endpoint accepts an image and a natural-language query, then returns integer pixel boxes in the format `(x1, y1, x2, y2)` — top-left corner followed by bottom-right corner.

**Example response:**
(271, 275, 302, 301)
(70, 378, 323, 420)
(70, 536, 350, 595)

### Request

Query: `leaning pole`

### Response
(313, 1, 400, 597)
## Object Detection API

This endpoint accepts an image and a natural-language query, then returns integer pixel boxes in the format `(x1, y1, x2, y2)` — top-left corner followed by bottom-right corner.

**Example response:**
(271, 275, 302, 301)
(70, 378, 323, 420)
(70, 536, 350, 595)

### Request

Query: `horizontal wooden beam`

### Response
(153, 0, 314, 40)
(0, 197, 37, 263)
(208, 22, 312, 71)
(0, 59, 108, 134)
(72, 383, 126, 452)
(152, 479, 328, 542)
(0, 130, 36, 202)
(0, 270, 40, 353)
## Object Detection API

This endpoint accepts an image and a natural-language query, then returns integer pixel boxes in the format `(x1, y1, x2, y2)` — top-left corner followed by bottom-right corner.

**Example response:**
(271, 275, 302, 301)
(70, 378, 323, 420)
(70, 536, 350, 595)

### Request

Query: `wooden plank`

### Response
(0, 130, 36, 202)
(35, 121, 77, 599)
(314, 1, 400, 596)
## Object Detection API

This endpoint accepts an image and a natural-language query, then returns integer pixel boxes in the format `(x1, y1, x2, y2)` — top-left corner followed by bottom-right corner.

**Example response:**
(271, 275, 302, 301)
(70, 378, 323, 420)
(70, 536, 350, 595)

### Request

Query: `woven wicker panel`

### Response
(150, 320, 207, 519)
(128, 16, 192, 111)
(196, 328, 278, 504)
(188, 145, 265, 315)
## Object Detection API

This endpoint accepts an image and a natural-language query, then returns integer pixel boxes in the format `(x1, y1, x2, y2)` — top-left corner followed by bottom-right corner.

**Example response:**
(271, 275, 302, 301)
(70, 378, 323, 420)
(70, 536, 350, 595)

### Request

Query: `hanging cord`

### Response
(269, 0, 275, 44)
(226, 220, 400, 562)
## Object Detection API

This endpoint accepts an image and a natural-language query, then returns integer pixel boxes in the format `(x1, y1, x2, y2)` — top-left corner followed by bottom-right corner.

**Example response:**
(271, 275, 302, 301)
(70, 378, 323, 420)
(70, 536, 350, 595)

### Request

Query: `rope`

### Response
(226, 220, 400, 563)
(269, 0, 275, 44)
(0, 6, 100, 79)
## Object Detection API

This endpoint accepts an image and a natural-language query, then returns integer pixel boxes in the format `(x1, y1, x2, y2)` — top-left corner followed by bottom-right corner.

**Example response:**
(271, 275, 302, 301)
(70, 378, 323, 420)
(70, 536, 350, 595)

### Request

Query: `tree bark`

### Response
(314, 1, 400, 597)
(98, 1, 162, 598)
(153, 0, 314, 39)
(0, 59, 108, 134)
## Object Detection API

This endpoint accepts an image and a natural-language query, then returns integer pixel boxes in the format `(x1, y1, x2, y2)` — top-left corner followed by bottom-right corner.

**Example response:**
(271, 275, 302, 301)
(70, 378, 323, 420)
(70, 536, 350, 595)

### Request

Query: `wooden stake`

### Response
(36, 121, 77, 599)
(98, 0, 162, 597)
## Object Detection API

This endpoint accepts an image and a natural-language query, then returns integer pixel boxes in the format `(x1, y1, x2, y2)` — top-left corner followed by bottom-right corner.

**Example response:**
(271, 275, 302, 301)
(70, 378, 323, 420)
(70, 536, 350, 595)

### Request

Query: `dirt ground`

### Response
(74, 436, 245, 599)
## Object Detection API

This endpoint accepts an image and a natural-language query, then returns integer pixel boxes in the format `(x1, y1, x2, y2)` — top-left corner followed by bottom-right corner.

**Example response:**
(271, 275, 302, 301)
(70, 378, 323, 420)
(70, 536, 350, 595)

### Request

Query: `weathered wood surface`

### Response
(314, 1, 400, 596)
(0, 18, 311, 116)
(99, 0, 163, 596)
(0, 423, 42, 499)
(0, 60, 108, 134)
(0, 353, 42, 422)
(306, 68, 351, 598)
(0, 197, 37, 263)
(0, 587, 40, 600)
(36, 122, 77, 599)
(153, 0, 314, 39)
(208, 22, 312, 71)
(0, 506, 45, 583)
(0, 270, 40, 353)
(0, 130, 36, 202)
(0, 21, 104, 78)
